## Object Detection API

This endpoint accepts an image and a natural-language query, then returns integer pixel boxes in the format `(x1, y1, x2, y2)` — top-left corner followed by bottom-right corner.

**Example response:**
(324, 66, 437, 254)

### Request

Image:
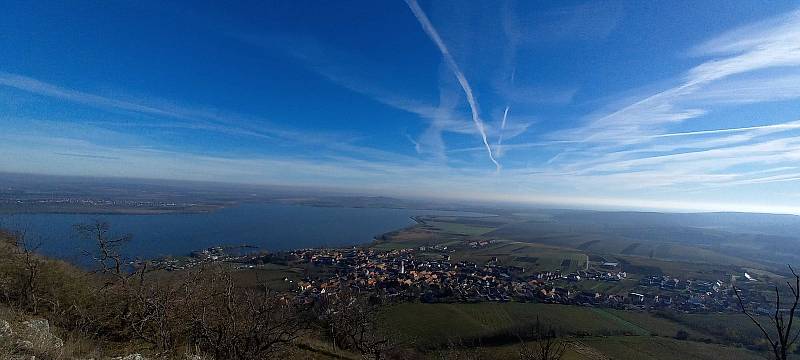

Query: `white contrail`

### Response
(498, 106, 510, 146)
(404, 0, 501, 171)
(652, 120, 800, 138)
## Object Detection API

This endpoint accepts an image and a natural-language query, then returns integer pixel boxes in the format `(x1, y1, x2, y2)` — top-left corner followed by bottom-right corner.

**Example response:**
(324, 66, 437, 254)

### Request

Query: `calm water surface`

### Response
(0, 203, 486, 265)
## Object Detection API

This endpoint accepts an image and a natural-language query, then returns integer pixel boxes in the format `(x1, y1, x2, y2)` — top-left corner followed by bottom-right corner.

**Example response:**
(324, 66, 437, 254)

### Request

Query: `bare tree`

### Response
(188, 268, 306, 360)
(16, 230, 41, 313)
(74, 221, 132, 282)
(518, 318, 567, 360)
(74, 220, 150, 342)
(0, 229, 42, 313)
(316, 291, 391, 359)
(734, 265, 800, 360)
(126, 278, 189, 353)
(436, 338, 486, 360)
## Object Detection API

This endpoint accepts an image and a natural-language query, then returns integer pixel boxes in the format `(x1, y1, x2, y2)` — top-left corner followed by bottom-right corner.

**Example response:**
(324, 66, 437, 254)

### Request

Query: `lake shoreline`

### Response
(0, 203, 490, 266)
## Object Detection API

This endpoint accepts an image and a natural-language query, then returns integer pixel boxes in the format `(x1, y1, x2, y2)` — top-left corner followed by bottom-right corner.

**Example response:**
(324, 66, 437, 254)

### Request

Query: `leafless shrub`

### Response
(315, 290, 392, 359)
(517, 318, 567, 360)
(735, 265, 800, 360)
(126, 277, 193, 352)
(72, 221, 154, 341)
(74, 221, 133, 283)
(0, 229, 43, 313)
(185, 267, 307, 360)
(434, 338, 486, 360)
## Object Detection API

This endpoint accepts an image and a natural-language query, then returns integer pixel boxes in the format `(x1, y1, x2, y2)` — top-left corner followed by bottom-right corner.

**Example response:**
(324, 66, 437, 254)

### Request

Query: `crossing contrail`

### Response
(498, 105, 510, 146)
(404, 0, 501, 171)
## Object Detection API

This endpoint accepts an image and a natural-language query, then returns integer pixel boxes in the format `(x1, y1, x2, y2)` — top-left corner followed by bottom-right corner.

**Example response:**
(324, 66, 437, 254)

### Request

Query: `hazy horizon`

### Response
(4, 170, 800, 216)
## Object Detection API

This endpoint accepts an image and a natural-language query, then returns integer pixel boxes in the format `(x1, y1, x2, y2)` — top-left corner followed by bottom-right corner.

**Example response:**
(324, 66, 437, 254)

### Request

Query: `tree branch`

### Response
(734, 284, 777, 349)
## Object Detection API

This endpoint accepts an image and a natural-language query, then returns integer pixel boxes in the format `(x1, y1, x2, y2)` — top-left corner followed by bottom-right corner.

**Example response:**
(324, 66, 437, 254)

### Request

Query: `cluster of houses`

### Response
(468, 240, 494, 249)
(632, 274, 769, 313)
(290, 247, 637, 306)
(150, 243, 772, 315)
(3, 197, 183, 208)
(287, 247, 771, 314)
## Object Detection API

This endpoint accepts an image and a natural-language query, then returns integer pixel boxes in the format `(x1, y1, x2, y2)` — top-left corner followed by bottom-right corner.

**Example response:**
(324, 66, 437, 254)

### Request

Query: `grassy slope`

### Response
(460, 337, 770, 360)
(380, 302, 785, 359)
(579, 337, 768, 360)
(381, 303, 650, 347)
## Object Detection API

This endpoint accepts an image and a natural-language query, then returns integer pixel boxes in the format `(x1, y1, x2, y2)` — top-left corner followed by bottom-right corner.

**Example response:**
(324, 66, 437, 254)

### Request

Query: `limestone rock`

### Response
(8, 356, 37, 360)
(14, 339, 34, 351)
(113, 354, 148, 360)
(0, 319, 12, 338)
(20, 319, 63, 350)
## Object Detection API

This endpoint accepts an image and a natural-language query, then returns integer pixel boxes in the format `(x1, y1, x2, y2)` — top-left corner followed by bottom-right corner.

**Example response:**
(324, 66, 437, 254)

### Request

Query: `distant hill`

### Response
(545, 210, 800, 238)
(486, 210, 800, 271)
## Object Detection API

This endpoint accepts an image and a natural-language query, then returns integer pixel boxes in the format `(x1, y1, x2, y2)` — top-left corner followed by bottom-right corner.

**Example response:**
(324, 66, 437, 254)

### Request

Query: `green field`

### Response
(380, 302, 778, 359)
(659, 312, 793, 347)
(452, 337, 770, 360)
(450, 240, 588, 273)
(483, 214, 781, 272)
(371, 222, 473, 250)
(380, 303, 650, 347)
(349, 215, 790, 359)
(578, 336, 768, 360)
(366, 214, 791, 359)
(378, 302, 785, 349)
(617, 255, 739, 281)
(425, 221, 497, 236)
(232, 263, 306, 291)
(386, 214, 757, 278)
(570, 279, 639, 295)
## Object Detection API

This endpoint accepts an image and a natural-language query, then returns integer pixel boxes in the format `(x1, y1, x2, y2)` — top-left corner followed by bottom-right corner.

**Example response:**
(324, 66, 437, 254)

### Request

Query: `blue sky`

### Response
(2, 1, 800, 214)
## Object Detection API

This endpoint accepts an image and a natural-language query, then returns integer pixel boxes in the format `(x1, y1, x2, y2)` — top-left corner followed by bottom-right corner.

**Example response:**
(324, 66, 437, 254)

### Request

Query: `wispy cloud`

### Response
(687, 9, 800, 84)
(0, 72, 281, 142)
(404, 0, 500, 171)
(0, 123, 500, 199)
(234, 31, 483, 163)
(556, 9, 800, 143)
(3, 117, 800, 214)
(0, 72, 177, 118)
(0, 72, 427, 165)
(54, 152, 122, 160)
(438, 7, 798, 214)
(529, 8, 800, 195)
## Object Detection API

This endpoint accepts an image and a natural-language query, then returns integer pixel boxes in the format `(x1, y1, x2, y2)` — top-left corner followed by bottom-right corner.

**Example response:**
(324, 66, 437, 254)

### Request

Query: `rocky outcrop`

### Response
(19, 319, 64, 350)
(0, 319, 12, 338)
(0, 317, 64, 358)
(113, 354, 149, 360)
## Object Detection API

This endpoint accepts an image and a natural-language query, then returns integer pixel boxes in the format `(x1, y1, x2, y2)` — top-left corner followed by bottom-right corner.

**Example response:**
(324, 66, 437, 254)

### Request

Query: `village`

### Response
(286, 247, 768, 315)
(146, 243, 772, 316)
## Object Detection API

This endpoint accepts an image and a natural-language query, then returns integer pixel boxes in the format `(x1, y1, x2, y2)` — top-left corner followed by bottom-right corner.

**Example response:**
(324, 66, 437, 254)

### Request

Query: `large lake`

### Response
(0, 203, 484, 265)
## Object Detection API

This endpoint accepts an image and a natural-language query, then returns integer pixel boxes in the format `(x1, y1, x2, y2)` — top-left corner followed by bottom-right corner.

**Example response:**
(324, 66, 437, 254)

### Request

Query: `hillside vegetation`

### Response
(0, 227, 367, 359)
